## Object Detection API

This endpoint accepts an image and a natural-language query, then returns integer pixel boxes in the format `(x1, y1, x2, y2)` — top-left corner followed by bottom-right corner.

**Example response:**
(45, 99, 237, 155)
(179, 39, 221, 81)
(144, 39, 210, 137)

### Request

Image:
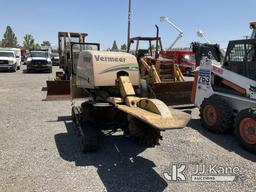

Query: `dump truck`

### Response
(71, 49, 190, 152)
(127, 26, 193, 106)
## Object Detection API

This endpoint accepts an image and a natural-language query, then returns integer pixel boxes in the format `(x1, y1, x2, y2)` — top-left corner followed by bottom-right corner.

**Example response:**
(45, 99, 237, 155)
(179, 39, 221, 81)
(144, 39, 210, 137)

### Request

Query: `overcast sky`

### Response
(0, 0, 255, 49)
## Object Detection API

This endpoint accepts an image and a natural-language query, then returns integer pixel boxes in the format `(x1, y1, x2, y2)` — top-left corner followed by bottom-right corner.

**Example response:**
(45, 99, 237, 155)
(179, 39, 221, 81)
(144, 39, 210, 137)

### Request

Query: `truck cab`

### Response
(0, 50, 19, 72)
(26, 50, 52, 73)
(161, 50, 196, 75)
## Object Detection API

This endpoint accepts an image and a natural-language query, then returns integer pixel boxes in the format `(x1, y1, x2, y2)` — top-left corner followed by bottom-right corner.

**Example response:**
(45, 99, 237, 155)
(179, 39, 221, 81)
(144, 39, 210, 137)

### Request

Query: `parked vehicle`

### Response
(51, 56, 59, 66)
(0, 50, 19, 72)
(20, 48, 28, 62)
(161, 50, 196, 75)
(0, 48, 21, 70)
(26, 50, 52, 73)
(10, 48, 22, 70)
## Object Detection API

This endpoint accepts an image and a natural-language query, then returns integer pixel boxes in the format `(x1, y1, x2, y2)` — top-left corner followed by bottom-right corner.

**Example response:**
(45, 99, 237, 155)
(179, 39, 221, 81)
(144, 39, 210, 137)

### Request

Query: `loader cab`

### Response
(223, 39, 256, 81)
(127, 36, 163, 62)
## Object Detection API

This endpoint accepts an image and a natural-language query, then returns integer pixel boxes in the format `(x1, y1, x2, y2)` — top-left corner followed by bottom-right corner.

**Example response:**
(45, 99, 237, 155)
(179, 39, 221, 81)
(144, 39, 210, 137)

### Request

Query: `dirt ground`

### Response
(0, 65, 255, 192)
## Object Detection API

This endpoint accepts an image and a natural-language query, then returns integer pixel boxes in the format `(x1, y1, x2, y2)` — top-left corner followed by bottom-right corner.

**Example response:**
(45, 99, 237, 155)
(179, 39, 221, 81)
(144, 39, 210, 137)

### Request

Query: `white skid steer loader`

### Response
(192, 39, 256, 153)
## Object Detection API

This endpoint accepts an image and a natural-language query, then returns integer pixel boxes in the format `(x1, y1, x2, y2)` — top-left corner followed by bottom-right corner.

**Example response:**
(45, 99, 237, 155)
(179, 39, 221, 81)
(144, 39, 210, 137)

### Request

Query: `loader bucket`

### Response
(150, 81, 193, 106)
(46, 80, 71, 100)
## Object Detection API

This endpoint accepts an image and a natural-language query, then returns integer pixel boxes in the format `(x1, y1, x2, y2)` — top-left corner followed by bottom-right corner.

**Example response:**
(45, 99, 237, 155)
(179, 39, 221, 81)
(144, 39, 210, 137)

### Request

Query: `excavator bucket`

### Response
(150, 81, 193, 106)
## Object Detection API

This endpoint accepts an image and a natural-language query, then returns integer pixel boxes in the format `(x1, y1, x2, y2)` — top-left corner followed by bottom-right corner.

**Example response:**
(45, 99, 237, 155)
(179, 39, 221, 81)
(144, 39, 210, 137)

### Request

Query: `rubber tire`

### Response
(185, 68, 191, 76)
(80, 121, 98, 152)
(200, 97, 233, 133)
(12, 64, 17, 72)
(235, 108, 256, 153)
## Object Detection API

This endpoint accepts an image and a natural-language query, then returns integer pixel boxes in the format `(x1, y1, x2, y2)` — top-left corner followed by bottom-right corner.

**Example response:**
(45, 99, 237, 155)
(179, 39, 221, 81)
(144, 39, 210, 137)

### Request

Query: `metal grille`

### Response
(229, 44, 245, 62)
(0, 60, 8, 65)
(32, 60, 47, 65)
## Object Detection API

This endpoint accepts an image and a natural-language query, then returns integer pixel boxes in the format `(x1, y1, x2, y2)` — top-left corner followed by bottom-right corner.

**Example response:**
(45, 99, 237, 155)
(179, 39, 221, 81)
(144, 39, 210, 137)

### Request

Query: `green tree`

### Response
(148, 44, 160, 51)
(111, 40, 119, 51)
(121, 43, 127, 51)
(41, 41, 51, 47)
(149, 44, 155, 51)
(1, 26, 18, 47)
(23, 34, 36, 49)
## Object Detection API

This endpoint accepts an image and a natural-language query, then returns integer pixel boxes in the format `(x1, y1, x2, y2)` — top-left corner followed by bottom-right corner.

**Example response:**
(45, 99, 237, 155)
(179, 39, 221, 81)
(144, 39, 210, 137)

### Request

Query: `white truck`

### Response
(10, 48, 22, 70)
(26, 50, 52, 73)
(0, 50, 19, 72)
(0, 48, 21, 70)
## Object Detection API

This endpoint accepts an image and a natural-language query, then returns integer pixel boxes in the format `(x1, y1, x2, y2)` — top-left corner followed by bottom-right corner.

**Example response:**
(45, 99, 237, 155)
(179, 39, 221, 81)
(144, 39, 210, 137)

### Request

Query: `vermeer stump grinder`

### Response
(71, 50, 189, 152)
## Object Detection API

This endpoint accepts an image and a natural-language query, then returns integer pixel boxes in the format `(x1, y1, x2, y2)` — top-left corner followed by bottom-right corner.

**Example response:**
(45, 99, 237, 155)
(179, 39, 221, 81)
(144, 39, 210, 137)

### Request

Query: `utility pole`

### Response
(127, 0, 131, 50)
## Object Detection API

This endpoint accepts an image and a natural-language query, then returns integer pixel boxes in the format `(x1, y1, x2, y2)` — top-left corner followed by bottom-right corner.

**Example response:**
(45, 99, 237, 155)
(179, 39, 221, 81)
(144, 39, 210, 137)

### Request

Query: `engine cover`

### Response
(76, 50, 139, 88)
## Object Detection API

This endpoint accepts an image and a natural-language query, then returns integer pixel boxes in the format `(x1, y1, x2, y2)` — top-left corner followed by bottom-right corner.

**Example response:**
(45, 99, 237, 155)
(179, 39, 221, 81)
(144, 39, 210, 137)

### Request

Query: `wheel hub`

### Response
(203, 105, 217, 126)
(239, 118, 256, 144)
(248, 127, 255, 135)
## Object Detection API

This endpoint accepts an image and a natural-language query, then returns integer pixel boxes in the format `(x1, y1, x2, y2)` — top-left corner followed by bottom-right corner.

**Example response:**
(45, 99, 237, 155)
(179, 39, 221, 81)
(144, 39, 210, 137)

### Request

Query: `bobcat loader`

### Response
(192, 39, 256, 153)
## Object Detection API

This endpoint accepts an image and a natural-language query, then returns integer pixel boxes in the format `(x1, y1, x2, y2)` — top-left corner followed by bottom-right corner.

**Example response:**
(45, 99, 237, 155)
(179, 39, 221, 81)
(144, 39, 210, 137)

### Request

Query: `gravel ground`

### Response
(0, 65, 255, 192)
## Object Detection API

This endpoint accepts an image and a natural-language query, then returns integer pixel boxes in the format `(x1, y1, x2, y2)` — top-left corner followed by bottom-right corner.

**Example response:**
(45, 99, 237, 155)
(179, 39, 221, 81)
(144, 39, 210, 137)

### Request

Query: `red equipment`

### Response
(161, 50, 196, 75)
